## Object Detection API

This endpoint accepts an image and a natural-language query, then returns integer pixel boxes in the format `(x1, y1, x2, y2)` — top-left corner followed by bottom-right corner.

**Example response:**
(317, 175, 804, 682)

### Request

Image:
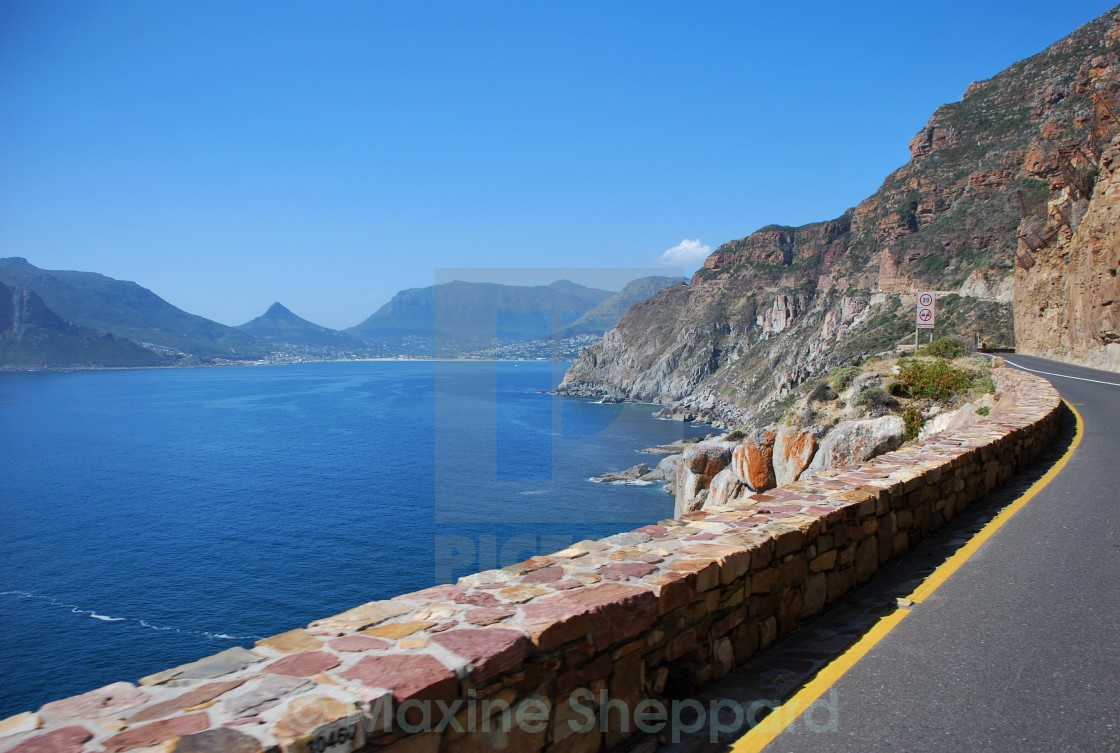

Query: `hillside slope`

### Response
(0, 258, 264, 359)
(557, 276, 685, 337)
(0, 281, 168, 369)
(348, 279, 613, 355)
(560, 9, 1120, 424)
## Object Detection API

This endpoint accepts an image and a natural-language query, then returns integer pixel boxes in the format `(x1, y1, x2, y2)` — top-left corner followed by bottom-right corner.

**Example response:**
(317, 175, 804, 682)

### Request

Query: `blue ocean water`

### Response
(0, 361, 707, 717)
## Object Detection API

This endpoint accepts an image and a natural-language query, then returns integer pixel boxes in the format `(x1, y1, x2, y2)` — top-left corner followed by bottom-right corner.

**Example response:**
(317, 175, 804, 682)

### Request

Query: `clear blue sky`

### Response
(1, 1, 1114, 329)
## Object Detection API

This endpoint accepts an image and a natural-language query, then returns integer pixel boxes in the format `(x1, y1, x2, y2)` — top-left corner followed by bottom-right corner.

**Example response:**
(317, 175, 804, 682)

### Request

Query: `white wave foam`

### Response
(2, 590, 260, 641)
(587, 477, 654, 486)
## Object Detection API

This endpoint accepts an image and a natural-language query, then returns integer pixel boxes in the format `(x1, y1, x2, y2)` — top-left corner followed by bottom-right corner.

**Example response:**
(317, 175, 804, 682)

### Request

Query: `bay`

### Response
(0, 360, 707, 717)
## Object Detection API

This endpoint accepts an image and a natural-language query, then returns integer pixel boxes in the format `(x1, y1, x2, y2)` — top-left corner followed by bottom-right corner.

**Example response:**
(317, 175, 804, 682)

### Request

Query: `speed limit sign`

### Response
(916, 292, 936, 328)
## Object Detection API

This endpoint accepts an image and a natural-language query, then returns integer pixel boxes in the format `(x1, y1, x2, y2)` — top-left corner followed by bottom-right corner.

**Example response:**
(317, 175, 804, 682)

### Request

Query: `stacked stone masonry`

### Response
(0, 368, 1063, 753)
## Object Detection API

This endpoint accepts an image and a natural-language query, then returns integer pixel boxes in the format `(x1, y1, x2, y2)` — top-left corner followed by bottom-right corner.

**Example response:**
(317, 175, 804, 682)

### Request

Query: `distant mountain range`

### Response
(0, 280, 168, 369)
(558, 276, 684, 337)
(0, 257, 679, 369)
(347, 278, 684, 355)
(0, 257, 261, 359)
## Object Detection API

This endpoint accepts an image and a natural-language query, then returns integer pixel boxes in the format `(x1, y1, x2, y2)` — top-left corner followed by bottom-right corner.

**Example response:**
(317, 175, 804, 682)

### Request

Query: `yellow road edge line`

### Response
(908, 398, 1083, 603)
(730, 609, 910, 753)
(729, 398, 1082, 753)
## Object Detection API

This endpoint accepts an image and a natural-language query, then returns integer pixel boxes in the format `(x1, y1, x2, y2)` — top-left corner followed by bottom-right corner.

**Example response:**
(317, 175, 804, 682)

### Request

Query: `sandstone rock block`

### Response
(731, 428, 777, 492)
(255, 628, 323, 654)
(0, 712, 39, 739)
(261, 650, 340, 677)
(221, 675, 311, 719)
(5, 725, 92, 753)
(129, 679, 244, 723)
(429, 628, 528, 682)
(40, 682, 148, 721)
(773, 426, 818, 485)
(330, 634, 390, 652)
(103, 713, 210, 752)
(341, 654, 457, 704)
(138, 647, 263, 686)
(309, 599, 412, 632)
(171, 727, 265, 753)
(361, 620, 435, 640)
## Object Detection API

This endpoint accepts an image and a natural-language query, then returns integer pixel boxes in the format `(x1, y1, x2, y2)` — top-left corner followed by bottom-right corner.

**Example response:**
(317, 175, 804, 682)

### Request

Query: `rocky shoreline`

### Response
(588, 437, 706, 489)
(587, 350, 1007, 518)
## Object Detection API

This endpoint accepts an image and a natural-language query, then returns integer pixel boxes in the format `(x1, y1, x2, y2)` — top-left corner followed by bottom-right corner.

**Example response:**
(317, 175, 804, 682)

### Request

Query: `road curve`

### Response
(753, 354, 1120, 753)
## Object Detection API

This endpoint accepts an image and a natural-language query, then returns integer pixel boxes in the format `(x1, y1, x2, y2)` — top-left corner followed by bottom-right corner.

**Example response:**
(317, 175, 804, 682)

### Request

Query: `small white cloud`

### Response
(658, 238, 711, 266)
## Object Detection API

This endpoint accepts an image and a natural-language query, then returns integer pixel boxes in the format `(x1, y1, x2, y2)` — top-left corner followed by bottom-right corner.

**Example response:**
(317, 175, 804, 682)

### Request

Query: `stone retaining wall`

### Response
(0, 368, 1063, 753)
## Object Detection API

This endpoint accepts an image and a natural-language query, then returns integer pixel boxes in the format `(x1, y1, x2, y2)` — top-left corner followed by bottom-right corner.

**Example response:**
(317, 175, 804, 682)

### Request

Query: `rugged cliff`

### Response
(1014, 131, 1120, 370)
(560, 9, 1120, 423)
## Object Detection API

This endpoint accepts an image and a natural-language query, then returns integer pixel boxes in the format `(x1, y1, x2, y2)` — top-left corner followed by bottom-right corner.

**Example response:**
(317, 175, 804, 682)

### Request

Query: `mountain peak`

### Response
(238, 302, 360, 347)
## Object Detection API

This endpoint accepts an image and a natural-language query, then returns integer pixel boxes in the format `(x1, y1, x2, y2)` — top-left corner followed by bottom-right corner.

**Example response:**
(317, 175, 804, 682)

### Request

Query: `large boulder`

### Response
(773, 426, 819, 485)
(651, 453, 683, 482)
(674, 441, 734, 516)
(705, 468, 745, 508)
(806, 416, 905, 473)
(730, 428, 777, 492)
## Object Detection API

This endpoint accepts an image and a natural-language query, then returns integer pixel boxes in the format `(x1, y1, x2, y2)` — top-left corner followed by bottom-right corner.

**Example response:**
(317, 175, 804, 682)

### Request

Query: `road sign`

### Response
(916, 291, 936, 329)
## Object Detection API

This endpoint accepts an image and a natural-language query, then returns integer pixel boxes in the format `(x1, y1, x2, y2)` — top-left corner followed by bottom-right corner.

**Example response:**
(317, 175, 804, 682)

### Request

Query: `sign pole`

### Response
(916, 291, 936, 346)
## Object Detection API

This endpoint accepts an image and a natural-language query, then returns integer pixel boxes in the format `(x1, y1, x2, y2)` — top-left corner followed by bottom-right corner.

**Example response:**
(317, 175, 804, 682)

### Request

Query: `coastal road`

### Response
(741, 354, 1120, 753)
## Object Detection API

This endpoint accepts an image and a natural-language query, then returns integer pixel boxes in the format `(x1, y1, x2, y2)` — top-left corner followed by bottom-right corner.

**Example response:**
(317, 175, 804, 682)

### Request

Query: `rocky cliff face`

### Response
(560, 10, 1120, 422)
(1014, 132, 1120, 370)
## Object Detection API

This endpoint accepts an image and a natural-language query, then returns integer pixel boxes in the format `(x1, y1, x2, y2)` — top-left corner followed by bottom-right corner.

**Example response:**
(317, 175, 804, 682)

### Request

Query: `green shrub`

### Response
(898, 360, 973, 401)
(855, 386, 898, 412)
(975, 406, 991, 416)
(808, 381, 838, 403)
(902, 404, 925, 441)
(973, 375, 996, 394)
(830, 366, 861, 393)
(897, 193, 920, 232)
(724, 429, 746, 441)
(887, 380, 910, 398)
(917, 337, 965, 359)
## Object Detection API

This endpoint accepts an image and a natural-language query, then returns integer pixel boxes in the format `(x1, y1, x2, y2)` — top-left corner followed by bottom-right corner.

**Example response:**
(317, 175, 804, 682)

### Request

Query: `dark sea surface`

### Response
(0, 360, 708, 717)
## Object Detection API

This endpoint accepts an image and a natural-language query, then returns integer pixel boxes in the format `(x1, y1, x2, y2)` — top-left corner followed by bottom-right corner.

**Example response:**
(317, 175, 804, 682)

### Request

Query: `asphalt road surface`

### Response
(759, 354, 1120, 753)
